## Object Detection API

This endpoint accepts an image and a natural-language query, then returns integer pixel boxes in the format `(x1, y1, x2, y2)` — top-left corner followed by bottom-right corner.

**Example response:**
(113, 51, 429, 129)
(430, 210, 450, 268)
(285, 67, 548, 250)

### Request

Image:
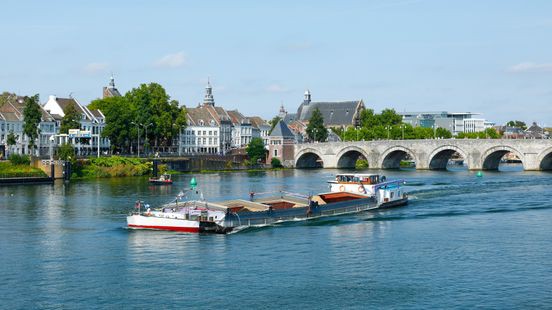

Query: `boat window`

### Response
(390, 192, 394, 198)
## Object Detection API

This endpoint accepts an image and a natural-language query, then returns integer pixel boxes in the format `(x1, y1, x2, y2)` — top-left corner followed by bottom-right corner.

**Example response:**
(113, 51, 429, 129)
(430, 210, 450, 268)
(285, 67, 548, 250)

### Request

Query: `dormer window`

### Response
(199, 119, 204, 126)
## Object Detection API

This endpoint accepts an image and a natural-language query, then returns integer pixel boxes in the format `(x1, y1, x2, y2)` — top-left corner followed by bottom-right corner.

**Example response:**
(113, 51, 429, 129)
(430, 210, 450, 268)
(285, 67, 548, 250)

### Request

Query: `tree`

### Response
(268, 116, 282, 134)
(6, 131, 17, 157)
(377, 108, 402, 126)
(246, 137, 266, 164)
(360, 109, 378, 128)
(306, 108, 327, 142)
(125, 83, 186, 150)
(89, 96, 135, 153)
(435, 127, 452, 139)
(57, 143, 76, 163)
(271, 157, 283, 168)
(60, 103, 81, 134)
(506, 120, 527, 130)
(22, 94, 42, 154)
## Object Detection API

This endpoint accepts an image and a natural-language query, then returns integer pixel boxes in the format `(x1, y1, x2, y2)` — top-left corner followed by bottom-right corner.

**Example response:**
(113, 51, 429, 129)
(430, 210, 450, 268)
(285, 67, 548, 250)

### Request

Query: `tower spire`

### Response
(203, 77, 215, 106)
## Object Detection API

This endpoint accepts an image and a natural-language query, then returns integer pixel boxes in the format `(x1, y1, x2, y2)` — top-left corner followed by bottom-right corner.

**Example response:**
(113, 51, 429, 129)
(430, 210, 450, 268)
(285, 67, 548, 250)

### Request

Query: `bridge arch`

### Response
(379, 146, 417, 169)
(481, 145, 524, 170)
(427, 145, 468, 170)
(336, 146, 370, 169)
(295, 148, 324, 169)
(537, 147, 552, 170)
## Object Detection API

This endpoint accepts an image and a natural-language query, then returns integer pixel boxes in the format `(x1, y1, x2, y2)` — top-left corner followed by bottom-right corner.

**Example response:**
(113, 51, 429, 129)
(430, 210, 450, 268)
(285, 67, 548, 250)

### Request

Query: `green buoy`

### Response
(190, 177, 197, 189)
(476, 171, 483, 177)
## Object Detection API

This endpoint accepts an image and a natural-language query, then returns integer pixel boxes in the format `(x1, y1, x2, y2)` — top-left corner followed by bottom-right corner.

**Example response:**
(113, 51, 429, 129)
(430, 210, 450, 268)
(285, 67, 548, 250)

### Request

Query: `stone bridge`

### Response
(293, 139, 552, 170)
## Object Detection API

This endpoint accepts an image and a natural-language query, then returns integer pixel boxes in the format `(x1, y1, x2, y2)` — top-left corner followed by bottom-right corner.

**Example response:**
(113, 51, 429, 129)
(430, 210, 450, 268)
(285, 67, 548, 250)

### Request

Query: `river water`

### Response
(1, 167, 551, 309)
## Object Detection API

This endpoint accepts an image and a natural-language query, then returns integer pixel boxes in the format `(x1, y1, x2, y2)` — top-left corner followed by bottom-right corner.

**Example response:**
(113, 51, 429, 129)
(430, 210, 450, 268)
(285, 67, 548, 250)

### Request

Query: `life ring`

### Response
(339, 185, 345, 192)
(358, 186, 365, 193)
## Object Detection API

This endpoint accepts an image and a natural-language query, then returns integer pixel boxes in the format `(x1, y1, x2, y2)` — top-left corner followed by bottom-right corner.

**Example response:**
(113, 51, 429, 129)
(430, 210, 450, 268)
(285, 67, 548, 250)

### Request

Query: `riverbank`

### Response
(0, 161, 48, 178)
(71, 156, 152, 179)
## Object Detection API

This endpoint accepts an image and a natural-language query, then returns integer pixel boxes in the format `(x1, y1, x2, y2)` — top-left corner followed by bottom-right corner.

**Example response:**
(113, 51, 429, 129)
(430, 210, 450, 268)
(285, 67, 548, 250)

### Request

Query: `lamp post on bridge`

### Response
(131, 121, 140, 158)
(385, 126, 390, 140)
(143, 123, 153, 156)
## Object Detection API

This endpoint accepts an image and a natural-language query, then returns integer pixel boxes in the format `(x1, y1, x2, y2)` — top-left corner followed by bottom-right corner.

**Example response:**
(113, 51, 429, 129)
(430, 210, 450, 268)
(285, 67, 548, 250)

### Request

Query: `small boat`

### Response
(328, 173, 408, 208)
(127, 178, 384, 233)
(149, 174, 173, 185)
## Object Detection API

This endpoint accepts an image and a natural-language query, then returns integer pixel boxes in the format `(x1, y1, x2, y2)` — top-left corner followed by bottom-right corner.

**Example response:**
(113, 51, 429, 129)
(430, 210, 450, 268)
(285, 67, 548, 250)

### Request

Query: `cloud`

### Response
(286, 41, 313, 52)
(507, 62, 552, 73)
(154, 52, 186, 68)
(266, 84, 290, 93)
(82, 62, 109, 74)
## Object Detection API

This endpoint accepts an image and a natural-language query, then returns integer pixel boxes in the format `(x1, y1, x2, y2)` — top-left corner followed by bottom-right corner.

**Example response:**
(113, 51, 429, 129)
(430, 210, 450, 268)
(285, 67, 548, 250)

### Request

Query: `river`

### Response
(1, 166, 551, 309)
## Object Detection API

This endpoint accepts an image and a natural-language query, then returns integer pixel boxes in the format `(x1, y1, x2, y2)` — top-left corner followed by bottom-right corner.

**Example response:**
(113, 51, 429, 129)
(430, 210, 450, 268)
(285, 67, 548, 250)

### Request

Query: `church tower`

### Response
(103, 74, 121, 98)
(303, 89, 311, 105)
(203, 78, 215, 106)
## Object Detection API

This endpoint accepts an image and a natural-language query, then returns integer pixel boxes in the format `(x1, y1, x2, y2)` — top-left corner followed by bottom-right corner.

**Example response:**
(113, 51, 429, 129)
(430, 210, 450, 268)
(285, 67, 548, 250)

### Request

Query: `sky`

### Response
(1, 0, 552, 125)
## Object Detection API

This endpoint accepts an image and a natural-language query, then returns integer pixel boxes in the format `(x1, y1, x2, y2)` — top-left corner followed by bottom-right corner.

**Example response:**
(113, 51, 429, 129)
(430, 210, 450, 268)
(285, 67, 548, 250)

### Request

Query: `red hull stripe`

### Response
(128, 224, 200, 233)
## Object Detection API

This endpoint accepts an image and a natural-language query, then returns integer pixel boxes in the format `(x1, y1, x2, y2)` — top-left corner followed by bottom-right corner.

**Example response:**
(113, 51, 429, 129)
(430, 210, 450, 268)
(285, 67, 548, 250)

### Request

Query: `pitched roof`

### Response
(297, 100, 362, 126)
(270, 120, 294, 138)
(186, 106, 220, 126)
(248, 116, 269, 129)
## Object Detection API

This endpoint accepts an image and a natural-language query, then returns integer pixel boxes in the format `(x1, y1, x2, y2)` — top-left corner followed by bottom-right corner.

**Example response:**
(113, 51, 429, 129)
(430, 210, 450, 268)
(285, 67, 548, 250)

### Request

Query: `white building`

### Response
(178, 80, 270, 155)
(0, 95, 57, 157)
(43, 95, 109, 156)
(400, 111, 492, 135)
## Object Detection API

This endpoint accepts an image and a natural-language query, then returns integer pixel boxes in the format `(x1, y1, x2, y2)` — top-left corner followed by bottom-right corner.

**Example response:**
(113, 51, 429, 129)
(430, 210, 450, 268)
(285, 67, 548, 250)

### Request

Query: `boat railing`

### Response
(373, 179, 406, 190)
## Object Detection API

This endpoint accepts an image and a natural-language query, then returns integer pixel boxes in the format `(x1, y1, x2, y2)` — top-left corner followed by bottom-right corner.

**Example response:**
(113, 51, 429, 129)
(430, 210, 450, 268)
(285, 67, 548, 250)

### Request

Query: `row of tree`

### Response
(305, 107, 501, 141)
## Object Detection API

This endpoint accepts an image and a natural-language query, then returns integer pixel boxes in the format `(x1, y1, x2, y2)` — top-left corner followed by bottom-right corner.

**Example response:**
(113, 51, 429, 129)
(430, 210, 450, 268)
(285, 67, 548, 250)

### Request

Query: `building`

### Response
(267, 120, 295, 167)
(0, 94, 57, 157)
(43, 95, 109, 156)
(400, 111, 490, 135)
(178, 80, 270, 155)
(102, 75, 122, 98)
(249, 116, 271, 146)
(227, 110, 253, 148)
(294, 90, 364, 128)
(525, 122, 548, 139)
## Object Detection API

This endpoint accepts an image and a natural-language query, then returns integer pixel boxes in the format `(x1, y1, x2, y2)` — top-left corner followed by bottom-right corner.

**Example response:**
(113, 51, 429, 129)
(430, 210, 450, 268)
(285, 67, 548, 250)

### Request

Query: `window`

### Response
(209, 131, 212, 135)
(274, 149, 278, 157)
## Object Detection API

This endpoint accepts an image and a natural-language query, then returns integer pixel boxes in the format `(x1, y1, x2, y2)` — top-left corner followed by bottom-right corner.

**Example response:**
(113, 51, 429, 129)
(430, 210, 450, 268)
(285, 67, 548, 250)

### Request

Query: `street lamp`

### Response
(313, 128, 318, 143)
(401, 124, 405, 140)
(142, 123, 153, 156)
(385, 126, 390, 140)
(49, 135, 55, 160)
(131, 121, 140, 158)
(433, 124, 436, 139)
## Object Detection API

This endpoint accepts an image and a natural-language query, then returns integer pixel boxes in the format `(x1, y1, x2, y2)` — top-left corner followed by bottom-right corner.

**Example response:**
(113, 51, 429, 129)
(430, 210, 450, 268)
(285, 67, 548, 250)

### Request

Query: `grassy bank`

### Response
(0, 161, 48, 178)
(73, 156, 152, 179)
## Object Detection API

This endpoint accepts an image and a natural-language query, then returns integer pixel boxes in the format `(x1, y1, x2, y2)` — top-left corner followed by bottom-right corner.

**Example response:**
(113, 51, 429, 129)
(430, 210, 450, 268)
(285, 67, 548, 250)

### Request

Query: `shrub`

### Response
(355, 159, 369, 170)
(9, 154, 30, 165)
(271, 157, 283, 168)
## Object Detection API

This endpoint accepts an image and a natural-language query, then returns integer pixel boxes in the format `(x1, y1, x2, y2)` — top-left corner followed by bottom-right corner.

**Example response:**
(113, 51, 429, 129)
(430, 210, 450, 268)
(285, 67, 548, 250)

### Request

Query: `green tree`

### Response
(60, 104, 81, 134)
(270, 157, 283, 168)
(377, 108, 403, 126)
(22, 94, 42, 153)
(435, 127, 452, 139)
(57, 143, 76, 163)
(6, 131, 17, 157)
(306, 108, 327, 142)
(246, 137, 266, 164)
(506, 120, 527, 130)
(89, 96, 135, 153)
(125, 83, 186, 150)
(360, 109, 378, 128)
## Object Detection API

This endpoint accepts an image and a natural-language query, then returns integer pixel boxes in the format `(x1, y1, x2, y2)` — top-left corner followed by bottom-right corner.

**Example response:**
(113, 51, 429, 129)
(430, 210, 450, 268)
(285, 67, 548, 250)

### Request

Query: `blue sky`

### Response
(1, 0, 551, 125)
